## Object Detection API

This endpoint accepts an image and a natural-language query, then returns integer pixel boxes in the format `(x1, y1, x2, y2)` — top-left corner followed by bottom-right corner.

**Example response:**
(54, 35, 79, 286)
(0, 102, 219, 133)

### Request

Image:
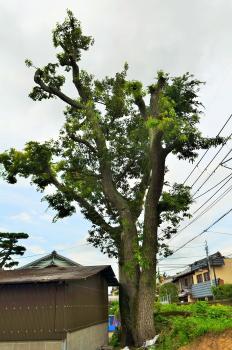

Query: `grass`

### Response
(154, 301, 232, 350)
(109, 301, 232, 349)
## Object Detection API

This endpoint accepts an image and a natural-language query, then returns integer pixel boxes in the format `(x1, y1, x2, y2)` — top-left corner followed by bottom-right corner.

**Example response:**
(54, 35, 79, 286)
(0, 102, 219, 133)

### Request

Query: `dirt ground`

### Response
(179, 329, 232, 350)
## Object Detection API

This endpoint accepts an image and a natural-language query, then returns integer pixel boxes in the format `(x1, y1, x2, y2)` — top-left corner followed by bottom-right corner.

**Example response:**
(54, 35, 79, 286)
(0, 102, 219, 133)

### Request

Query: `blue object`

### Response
(108, 315, 118, 332)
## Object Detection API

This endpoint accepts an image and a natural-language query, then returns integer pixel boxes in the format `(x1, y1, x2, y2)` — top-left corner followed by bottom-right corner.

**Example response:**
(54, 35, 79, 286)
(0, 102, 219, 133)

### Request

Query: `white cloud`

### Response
(25, 244, 46, 255)
(10, 212, 32, 223)
(39, 213, 53, 222)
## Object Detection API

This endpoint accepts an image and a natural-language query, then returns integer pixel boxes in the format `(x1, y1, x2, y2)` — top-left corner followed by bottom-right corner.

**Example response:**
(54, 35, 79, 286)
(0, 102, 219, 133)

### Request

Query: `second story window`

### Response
(203, 271, 210, 281)
(196, 274, 203, 283)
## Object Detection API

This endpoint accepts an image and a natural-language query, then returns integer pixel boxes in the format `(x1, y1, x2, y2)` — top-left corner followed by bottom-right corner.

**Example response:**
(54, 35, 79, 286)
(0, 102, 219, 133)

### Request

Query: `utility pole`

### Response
(205, 240, 213, 287)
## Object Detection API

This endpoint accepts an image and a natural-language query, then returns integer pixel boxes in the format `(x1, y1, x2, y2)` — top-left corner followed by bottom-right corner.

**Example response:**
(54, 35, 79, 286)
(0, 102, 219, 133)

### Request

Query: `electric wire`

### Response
(191, 147, 232, 197)
(166, 154, 232, 244)
(193, 175, 232, 215)
(206, 230, 232, 236)
(168, 207, 232, 257)
(16, 242, 90, 261)
(183, 114, 232, 185)
(190, 132, 232, 189)
(169, 181, 232, 242)
(193, 173, 232, 200)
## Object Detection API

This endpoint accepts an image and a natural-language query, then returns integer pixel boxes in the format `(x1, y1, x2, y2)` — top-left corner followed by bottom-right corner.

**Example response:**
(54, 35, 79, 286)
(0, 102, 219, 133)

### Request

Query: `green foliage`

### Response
(53, 9, 94, 63)
(25, 59, 33, 67)
(109, 329, 121, 347)
(159, 283, 178, 303)
(109, 301, 120, 318)
(0, 232, 28, 268)
(212, 284, 232, 300)
(154, 302, 232, 350)
(0, 10, 226, 260)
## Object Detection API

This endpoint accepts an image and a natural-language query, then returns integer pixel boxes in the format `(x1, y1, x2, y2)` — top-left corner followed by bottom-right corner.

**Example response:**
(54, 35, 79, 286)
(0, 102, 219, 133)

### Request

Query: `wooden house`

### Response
(170, 252, 232, 301)
(0, 252, 118, 350)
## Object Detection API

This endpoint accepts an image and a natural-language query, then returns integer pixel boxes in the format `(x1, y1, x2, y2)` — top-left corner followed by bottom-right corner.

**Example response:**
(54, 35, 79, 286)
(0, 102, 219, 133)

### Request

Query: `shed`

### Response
(19, 250, 82, 269)
(0, 261, 118, 350)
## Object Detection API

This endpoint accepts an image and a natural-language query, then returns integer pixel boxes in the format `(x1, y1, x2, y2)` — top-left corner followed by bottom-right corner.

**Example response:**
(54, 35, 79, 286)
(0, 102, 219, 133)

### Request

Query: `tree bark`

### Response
(134, 273, 156, 346)
(119, 261, 137, 346)
(118, 221, 140, 347)
(119, 255, 157, 347)
(131, 137, 166, 346)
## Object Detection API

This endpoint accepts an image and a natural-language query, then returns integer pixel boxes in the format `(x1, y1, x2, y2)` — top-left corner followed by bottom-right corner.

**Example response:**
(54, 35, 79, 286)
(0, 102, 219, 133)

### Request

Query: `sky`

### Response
(0, 0, 232, 276)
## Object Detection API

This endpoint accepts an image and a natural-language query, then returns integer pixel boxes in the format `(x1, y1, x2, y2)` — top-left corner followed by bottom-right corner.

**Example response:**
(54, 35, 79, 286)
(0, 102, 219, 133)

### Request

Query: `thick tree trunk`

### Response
(119, 263, 156, 347)
(134, 271, 156, 346)
(117, 215, 140, 347)
(119, 262, 137, 346)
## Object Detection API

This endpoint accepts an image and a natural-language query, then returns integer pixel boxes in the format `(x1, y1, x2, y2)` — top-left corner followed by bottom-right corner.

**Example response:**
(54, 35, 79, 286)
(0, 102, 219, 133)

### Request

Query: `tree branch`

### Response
(50, 176, 116, 234)
(134, 96, 147, 119)
(70, 58, 88, 102)
(69, 133, 97, 153)
(87, 108, 130, 215)
(133, 170, 151, 219)
(115, 158, 136, 183)
(149, 76, 166, 118)
(34, 69, 84, 109)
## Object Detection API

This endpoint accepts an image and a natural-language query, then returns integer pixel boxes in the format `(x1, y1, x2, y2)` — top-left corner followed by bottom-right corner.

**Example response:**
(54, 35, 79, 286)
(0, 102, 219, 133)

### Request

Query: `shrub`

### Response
(159, 282, 178, 303)
(212, 284, 232, 299)
(154, 301, 232, 350)
(109, 300, 119, 318)
(109, 329, 121, 347)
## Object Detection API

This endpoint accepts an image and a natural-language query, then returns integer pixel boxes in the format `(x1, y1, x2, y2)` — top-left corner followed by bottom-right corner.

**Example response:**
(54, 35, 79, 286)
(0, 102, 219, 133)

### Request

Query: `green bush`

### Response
(109, 329, 121, 347)
(159, 282, 178, 303)
(212, 284, 232, 299)
(154, 301, 232, 350)
(109, 300, 119, 318)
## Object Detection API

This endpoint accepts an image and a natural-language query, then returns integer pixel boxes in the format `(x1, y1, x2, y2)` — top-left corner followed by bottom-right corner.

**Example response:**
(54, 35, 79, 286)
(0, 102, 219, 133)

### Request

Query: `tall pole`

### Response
(205, 240, 213, 287)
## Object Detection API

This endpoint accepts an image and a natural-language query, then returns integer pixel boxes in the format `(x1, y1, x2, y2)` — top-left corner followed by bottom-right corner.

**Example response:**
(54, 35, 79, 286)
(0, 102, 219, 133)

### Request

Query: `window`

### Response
(184, 278, 188, 287)
(203, 271, 210, 282)
(196, 274, 203, 283)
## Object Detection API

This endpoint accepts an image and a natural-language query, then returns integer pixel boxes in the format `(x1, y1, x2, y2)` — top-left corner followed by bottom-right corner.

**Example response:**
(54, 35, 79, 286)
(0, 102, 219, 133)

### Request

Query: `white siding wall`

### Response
(0, 341, 63, 350)
(67, 323, 108, 350)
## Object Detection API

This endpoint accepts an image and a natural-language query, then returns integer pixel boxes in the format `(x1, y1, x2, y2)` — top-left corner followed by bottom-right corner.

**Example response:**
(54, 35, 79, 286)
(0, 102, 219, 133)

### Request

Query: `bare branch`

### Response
(149, 76, 167, 118)
(69, 133, 97, 153)
(69, 58, 88, 102)
(34, 69, 84, 109)
(50, 176, 116, 234)
(115, 158, 136, 183)
(134, 96, 147, 119)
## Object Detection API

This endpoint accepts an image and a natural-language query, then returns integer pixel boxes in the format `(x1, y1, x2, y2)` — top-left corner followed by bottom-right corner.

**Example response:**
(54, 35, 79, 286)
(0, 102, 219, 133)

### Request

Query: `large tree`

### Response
(0, 232, 28, 268)
(0, 11, 223, 346)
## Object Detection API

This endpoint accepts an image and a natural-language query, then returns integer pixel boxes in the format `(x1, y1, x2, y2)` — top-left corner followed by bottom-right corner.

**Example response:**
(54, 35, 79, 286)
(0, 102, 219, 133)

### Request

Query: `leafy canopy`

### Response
(0, 10, 224, 259)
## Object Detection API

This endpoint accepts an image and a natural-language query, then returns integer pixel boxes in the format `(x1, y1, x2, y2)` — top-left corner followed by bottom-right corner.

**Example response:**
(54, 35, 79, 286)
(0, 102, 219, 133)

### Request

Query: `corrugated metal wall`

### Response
(0, 274, 108, 342)
(191, 280, 217, 298)
(64, 274, 108, 332)
(0, 282, 66, 341)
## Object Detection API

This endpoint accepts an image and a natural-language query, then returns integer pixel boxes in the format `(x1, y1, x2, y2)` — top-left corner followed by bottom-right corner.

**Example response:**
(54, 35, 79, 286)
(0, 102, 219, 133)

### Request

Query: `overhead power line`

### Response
(190, 132, 232, 189)
(169, 181, 232, 242)
(192, 147, 232, 198)
(193, 175, 232, 215)
(169, 207, 232, 256)
(206, 231, 232, 236)
(17, 242, 90, 261)
(193, 173, 232, 200)
(183, 114, 232, 185)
